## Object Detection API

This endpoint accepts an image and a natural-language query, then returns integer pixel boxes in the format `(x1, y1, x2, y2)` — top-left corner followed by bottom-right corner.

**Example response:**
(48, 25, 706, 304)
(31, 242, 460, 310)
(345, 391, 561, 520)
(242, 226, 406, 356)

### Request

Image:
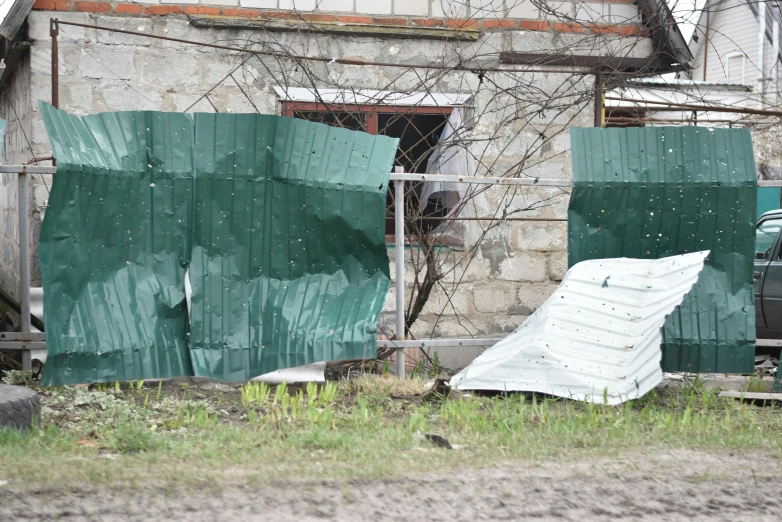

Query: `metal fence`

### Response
(2, 164, 780, 376)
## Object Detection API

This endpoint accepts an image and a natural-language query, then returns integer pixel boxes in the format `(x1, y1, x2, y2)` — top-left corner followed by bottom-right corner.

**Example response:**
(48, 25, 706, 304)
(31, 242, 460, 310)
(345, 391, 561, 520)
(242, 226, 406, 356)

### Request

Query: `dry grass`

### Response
(343, 374, 430, 396)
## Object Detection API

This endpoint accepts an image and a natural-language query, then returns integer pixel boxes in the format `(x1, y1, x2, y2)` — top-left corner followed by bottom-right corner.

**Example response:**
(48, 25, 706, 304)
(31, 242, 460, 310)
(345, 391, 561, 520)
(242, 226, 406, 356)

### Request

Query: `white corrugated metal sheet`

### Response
(450, 251, 710, 405)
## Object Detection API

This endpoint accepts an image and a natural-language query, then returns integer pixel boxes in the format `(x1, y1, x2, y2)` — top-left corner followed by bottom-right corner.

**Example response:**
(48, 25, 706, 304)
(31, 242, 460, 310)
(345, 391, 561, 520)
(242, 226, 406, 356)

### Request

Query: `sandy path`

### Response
(2, 449, 780, 521)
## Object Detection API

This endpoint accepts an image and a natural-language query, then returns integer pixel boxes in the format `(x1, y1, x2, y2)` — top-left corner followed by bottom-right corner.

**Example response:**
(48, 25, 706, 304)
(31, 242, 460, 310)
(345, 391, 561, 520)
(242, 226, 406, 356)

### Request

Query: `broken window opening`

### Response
(282, 101, 453, 240)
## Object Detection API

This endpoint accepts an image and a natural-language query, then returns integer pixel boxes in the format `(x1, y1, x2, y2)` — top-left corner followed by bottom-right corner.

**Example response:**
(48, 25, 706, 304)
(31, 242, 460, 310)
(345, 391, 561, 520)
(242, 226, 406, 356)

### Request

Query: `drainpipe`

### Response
(773, 6, 779, 104)
(759, 1, 767, 104)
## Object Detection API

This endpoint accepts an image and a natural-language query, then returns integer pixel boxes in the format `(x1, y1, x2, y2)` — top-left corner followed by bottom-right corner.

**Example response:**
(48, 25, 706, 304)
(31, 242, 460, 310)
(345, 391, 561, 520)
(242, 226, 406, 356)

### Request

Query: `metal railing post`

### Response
(18, 170, 32, 371)
(394, 166, 405, 378)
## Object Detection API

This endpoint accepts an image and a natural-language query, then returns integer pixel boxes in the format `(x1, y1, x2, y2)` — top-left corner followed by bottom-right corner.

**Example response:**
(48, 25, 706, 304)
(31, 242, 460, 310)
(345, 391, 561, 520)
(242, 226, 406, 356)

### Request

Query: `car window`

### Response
(756, 218, 782, 260)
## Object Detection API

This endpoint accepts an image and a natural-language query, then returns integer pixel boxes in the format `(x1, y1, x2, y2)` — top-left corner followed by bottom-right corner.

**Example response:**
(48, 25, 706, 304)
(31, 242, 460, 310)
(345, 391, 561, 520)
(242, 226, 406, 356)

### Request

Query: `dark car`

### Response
(755, 209, 782, 339)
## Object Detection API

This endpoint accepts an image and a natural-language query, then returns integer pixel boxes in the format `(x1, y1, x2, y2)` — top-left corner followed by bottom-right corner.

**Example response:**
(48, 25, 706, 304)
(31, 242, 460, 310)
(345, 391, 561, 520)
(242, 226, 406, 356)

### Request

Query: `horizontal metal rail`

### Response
(0, 342, 46, 350)
(390, 172, 571, 186)
(2, 166, 778, 187)
(0, 332, 46, 342)
(755, 339, 782, 348)
(377, 338, 501, 348)
(0, 166, 57, 174)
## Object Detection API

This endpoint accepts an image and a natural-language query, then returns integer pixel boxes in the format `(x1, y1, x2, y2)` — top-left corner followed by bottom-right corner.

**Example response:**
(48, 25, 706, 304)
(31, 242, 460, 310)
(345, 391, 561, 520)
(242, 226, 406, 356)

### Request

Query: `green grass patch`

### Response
(1, 376, 781, 491)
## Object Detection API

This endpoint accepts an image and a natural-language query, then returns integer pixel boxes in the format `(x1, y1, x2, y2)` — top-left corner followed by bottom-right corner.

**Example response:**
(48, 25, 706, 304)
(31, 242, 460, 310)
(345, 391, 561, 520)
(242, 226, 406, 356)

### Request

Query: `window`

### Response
(278, 89, 470, 239)
(755, 218, 781, 260)
(726, 52, 746, 84)
(604, 108, 648, 127)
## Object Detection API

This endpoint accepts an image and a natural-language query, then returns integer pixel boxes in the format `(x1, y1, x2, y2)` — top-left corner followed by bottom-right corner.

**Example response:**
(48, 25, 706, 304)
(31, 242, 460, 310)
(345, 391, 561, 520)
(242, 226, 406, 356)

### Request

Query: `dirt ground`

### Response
(2, 449, 780, 521)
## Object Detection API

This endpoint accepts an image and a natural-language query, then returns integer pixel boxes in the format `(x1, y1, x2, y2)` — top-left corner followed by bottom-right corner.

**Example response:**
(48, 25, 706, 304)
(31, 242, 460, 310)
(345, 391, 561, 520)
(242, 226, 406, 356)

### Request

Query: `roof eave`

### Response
(637, 0, 694, 73)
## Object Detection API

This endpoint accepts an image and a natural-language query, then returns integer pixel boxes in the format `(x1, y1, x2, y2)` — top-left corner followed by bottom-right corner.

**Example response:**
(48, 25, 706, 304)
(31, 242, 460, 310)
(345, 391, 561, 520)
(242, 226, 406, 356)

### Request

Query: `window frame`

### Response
(282, 101, 457, 244)
(725, 51, 746, 85)
(756, 216, 782, 260)
(281, 101, 454, 136)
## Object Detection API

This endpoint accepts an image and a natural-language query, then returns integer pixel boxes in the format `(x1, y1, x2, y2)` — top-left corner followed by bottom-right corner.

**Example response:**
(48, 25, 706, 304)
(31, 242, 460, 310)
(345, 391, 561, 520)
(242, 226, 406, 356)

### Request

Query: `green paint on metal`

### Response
(757, 187, 781, 219)
(188, 113, 395, 380)
(569, 126, 757, 374)
(39, 103, 397, 385)
(39, 106, 194, 386)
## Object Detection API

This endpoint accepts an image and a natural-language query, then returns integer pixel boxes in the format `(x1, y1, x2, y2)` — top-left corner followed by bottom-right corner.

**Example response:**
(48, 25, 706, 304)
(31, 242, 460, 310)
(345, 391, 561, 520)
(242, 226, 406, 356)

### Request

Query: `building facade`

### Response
(0, 0, 687, 369)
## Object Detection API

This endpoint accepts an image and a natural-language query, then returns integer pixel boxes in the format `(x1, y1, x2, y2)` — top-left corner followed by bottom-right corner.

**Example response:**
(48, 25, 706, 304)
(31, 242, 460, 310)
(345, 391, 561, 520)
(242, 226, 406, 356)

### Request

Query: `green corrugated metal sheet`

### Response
(569, 127, 757, 374)
(39, 106, 194, 385)
(758, 187, 781, 218)
(39, 103, 397, 385)
(188, 114, 395, 380)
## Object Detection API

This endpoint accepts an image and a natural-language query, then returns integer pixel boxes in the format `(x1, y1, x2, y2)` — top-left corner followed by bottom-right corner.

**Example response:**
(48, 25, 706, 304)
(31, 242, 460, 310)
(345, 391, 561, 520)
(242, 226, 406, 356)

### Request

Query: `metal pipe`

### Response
(605, 96, 782, 117)
(607, 117, 744, 123)
(50, 19, 59, 109)
(390, 172, 571, 186)
(774, 6, 780, 104)
(759, 1, 767, 100)
(3, 164, 780, 187)
(377, 338, 502, 348)
(394, 168, 406, 378)
(0, 166, 571, 185)
(594, 72, 603, 127)
(423, 216, 568, 221)
(0, 166, 57, 174)
(703, 0, 710, 81)
(18, 170, 30, 335)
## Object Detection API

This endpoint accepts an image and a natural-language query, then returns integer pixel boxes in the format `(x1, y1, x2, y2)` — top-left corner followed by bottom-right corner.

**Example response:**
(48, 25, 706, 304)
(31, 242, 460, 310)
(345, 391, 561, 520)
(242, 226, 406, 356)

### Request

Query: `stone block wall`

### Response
(30, 0, 645, 34)
(0, 4, 652, 367)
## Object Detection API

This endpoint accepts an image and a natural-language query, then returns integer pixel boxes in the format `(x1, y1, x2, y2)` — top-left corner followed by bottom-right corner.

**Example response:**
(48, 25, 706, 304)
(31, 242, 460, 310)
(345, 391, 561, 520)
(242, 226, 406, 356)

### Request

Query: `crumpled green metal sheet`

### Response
(569, 126, 756, 374)
(39, 103, 396, 385)
(38, 104, 194, 385)
(188, 113, 395, 380)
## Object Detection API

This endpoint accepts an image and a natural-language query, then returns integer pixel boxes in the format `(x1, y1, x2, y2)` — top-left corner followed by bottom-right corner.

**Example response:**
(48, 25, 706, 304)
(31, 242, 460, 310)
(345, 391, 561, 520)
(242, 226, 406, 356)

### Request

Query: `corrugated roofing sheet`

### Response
(38, 104, 397, 385)
(188, 113, 396, 380)
(450, 252, 709, 404)
(569, 126, 756, 374)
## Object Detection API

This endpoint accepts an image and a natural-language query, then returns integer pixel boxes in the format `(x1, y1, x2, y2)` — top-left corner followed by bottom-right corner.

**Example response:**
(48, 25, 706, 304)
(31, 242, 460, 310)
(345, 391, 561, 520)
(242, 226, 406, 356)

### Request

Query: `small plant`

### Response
(746, 374, 768, 393)
(410, 359, 425, 378)
(318, 382, 338, 407)
(273, 381, 288, 406)
(306, 382, 319, 409)
(241, 381, 271, 408)
(290, 390, 304, 420)
(431, 351, 443, 375)
(176, 402, 217, 429)
(106, 422, 161, 453)
(354, 395, 370, 424)
(409, 413, 426, 433)
(1, 370, 33, 386)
